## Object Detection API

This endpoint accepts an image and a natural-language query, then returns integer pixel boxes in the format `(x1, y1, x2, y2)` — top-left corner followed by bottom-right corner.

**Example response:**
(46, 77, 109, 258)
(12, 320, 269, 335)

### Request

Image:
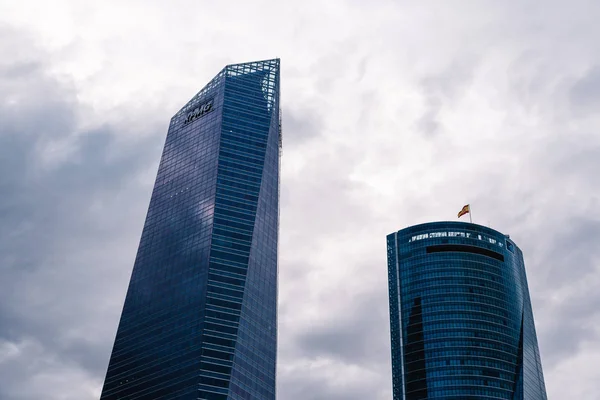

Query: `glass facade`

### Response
(100, 59, 281, 400)
(387, 222, 547, 400)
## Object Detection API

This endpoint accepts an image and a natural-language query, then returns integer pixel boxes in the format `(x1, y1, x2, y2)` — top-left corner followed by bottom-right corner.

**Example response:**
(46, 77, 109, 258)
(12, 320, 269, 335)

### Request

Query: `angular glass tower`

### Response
(387, 222, 547, 400)
(100, 59, 281, 400)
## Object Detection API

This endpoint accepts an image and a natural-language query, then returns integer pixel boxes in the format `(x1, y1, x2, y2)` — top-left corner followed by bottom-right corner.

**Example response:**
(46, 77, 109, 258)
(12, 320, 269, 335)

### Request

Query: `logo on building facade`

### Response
(184, 99, 213, 124)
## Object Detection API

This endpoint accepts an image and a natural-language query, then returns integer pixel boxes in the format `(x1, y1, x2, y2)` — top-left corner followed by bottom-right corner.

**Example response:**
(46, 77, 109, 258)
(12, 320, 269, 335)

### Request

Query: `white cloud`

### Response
(0, 338, 102, 400)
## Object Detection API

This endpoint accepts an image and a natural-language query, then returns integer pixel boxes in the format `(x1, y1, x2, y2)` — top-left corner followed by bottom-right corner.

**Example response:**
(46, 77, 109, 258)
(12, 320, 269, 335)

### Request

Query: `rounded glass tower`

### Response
(387, 222, 547, 400)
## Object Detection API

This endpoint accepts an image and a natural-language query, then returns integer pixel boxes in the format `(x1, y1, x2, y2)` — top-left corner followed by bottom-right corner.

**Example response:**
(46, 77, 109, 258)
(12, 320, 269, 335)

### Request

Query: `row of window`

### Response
(407, 327, 519, 344)
(405, 347, 518, 364)
(400, 294, 520, 315)
(405, 362, 516, 379)
(405, 312, 515, 331)
(399, 263, 512, 281)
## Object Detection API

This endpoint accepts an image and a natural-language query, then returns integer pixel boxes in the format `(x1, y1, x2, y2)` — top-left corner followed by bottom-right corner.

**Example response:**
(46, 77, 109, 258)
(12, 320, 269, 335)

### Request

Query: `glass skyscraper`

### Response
(100, 59, 281, 400)
(387, 222, 547, 399)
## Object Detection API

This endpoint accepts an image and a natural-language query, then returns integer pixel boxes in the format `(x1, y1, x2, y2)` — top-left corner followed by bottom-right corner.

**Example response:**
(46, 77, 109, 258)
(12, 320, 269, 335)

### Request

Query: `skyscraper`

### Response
(101, 59, 281, 400)
(387, 222, 547, 399)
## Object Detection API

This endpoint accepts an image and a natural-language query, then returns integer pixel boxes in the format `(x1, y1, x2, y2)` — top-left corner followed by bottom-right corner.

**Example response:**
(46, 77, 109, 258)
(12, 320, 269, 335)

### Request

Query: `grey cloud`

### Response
(570, 66, 600, 112)
(417, 58, 476, 136)
(529, 217, 600, 364)
(279, 372, 388, 400)
(0, 28, 165, 399)
(282, 106, 323, 145)
(294, 290, 390, 367)
(541, 218, 600, 283)
(310, 38, 365, 92)
(0, 60, 42, 79)
(281, 144, 373, 242)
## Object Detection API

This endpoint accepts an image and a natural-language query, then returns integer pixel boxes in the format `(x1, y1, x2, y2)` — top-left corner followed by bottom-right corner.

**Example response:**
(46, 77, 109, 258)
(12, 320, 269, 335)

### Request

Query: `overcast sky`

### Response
(1, 1, 599, 399)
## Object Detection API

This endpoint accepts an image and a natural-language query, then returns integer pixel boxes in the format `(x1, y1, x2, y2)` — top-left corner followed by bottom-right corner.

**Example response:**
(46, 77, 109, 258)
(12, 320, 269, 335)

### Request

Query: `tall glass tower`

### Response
(387, 222, 547, 400)
(100, 59, 281, 400)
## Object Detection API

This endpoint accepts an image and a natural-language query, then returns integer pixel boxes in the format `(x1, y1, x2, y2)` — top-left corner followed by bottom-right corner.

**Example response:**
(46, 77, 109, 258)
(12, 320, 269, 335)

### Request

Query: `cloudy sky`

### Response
(1, 0, 600, 399)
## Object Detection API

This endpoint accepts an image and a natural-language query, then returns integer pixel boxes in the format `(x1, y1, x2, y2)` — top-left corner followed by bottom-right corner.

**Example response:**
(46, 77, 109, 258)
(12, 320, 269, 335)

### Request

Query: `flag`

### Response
(457, 204, 470, 218)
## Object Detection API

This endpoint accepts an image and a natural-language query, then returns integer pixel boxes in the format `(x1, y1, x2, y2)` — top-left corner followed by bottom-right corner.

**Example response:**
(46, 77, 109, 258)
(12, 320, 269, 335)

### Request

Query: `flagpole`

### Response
(469, 204, 473, 223)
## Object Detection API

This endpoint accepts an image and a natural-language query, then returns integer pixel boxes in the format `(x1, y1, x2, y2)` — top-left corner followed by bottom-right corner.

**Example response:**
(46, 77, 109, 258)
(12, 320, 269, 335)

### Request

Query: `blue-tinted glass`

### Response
(100, 59, 280, 400)
(387, 222, 547, 400)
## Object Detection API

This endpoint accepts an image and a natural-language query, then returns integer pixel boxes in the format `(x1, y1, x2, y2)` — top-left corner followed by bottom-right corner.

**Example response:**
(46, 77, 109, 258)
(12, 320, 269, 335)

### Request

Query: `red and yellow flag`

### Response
(457, 204, 470, 218)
